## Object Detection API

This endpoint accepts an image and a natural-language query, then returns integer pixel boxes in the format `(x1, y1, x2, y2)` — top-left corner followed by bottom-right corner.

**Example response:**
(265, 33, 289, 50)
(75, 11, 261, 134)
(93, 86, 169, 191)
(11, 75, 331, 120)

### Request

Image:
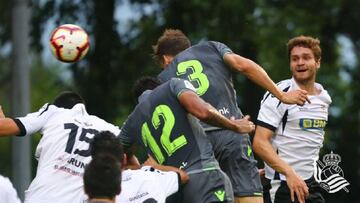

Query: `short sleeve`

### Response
(169, 78, 197, 98)
(15, 103, 54, 136)
(257, 92, 287, 132)
(210, 41, 233, 58)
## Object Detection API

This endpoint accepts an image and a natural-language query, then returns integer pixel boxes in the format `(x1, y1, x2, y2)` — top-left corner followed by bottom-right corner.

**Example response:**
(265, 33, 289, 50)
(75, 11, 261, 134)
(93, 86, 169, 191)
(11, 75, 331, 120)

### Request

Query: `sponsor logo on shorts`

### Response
(214, 190, 225, 201)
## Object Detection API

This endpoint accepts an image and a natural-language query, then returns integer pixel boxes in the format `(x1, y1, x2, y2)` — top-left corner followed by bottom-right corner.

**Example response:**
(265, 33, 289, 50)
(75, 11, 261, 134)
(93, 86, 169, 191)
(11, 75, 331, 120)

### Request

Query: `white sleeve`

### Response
(257, 92, 287, 131)
(15, 103, 55, 136)
(142, 166, 180, 197)
(0, 176, 21, 203)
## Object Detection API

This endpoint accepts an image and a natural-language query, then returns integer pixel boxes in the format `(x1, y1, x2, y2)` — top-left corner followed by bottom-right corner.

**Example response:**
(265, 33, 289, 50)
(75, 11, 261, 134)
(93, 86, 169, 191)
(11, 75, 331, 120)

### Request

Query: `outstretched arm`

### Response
(178, 91, 255, 134)
(253, 125, 308, 203)
(0, 118, 20, 137)
(224, 53, 309, 105)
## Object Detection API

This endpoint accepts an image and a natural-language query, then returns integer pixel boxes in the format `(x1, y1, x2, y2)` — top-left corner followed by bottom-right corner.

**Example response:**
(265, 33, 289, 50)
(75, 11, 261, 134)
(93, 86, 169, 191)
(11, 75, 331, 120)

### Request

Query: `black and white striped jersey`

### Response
(257, 78, 332, 180)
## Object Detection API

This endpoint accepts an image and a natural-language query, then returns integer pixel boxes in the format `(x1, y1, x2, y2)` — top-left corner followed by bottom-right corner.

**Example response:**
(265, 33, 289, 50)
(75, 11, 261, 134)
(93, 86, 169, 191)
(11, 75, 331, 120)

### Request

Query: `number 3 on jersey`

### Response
(176, 59, 209, 96)
(141, 105, 187, 164)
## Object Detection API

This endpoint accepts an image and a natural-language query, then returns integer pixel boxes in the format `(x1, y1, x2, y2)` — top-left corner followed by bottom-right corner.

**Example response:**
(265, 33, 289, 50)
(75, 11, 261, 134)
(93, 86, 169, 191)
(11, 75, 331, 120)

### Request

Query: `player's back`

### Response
(120, 79, 218, 172)
(158, 41, 242, 130)
(116, 166, 179, 203)
(17, 103, 120, 203)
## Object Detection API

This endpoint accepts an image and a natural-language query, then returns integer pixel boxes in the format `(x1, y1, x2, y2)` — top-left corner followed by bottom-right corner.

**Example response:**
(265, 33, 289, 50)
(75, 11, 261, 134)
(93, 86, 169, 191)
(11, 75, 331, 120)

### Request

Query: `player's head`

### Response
(152, 29, 191, 68)
(132, 76, 161, 102)
(91, 131, 124, 163)
(53, 91, 85, 109)
(287, 35, 321, 62)
(83, 153, 121, 200)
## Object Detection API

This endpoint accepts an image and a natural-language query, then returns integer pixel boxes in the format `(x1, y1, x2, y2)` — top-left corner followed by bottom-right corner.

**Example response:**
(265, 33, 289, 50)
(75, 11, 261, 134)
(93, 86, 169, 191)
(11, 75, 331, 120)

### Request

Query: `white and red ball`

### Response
(49, 24, 90, 63)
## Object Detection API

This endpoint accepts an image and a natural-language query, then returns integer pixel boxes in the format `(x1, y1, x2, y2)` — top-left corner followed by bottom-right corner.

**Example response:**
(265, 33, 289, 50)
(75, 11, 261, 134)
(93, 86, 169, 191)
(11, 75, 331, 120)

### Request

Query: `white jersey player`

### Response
(117, 166, 180, 203)
(89, 130, 188, 203)
(253, 36, 331, 203)
(0, 175, 21, 203)
(257, 78, 331, 180)
(0, 91, 120, 203)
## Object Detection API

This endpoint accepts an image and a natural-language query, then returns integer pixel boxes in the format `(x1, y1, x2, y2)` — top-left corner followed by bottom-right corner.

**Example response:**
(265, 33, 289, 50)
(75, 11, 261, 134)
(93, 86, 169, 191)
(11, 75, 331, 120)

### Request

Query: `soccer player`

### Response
(0, 91, 121, 203)
(84, 153, 122, 203)
(0, 174, 21, 203)
(153, 29, 310, 203)
(90, 130, 189, 203)
(120, 76, 257, 203)
(253, 36, 331, 203)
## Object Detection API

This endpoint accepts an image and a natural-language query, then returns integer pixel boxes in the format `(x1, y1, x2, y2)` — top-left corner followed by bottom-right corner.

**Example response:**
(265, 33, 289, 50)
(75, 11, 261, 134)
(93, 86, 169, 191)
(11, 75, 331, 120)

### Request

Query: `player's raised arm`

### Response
(224, 53, 310, 105)
(178, 90, 255, 134)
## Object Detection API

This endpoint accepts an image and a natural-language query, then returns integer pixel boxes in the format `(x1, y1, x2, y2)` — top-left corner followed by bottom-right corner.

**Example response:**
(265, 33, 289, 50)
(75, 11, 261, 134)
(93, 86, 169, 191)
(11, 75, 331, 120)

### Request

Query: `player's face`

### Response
(290, 46, 320, 84)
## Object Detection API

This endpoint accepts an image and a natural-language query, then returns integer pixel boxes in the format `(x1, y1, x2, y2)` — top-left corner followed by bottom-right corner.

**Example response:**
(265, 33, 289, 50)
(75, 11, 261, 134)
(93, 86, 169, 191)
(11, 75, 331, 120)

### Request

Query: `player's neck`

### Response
(295, 80, 320, 95)
(89, 197, 115, 203)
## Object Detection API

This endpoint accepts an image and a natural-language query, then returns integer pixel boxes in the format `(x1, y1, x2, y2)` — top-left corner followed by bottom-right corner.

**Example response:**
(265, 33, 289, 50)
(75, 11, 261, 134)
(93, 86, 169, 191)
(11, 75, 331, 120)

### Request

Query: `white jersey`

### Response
(0, 175, 21, 203)
(116, 166, 180, 203)
(14, 103, 120, 203)
(257, 78, 331, 180)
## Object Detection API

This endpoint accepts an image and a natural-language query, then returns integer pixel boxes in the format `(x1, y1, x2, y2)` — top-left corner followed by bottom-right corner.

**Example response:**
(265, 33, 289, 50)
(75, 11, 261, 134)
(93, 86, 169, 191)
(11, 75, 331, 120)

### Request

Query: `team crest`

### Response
(314, 151, 350, 193)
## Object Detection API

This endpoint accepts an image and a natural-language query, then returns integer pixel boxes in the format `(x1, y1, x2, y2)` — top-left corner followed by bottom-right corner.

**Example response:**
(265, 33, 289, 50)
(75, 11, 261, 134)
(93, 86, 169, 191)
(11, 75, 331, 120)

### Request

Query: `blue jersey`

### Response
(120, 78, 218, 172)
(158, 41, 242, 130)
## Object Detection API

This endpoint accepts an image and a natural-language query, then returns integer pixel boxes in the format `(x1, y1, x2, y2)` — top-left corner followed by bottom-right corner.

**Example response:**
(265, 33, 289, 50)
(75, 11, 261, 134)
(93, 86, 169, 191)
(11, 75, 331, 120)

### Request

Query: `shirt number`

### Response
(64, 123, 99, 157)
(176, 59, 209, 96)
(141, 105, 187, 164)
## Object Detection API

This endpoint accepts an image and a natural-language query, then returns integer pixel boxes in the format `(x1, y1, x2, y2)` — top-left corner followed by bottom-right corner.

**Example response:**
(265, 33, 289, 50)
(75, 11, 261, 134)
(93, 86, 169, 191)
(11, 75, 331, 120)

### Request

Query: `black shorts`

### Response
(180, 168, 234, 203)
(263, 177, 325, 203)
(207, 129, 263, 197)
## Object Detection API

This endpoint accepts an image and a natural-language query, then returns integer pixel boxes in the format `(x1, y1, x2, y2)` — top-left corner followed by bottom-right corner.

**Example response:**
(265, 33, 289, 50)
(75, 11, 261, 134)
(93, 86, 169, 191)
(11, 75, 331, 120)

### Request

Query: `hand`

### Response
(280, 90, 310, 105)
(231, 115, 255, 134)
(143, 154, 159, 167)
(286, 169, 309, 203)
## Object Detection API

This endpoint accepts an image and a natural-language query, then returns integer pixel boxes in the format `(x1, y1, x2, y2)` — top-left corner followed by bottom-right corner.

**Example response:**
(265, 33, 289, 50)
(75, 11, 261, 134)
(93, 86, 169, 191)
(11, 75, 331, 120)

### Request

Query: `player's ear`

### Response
(162, 55, 174, 68)
(316, 58, 321, 69)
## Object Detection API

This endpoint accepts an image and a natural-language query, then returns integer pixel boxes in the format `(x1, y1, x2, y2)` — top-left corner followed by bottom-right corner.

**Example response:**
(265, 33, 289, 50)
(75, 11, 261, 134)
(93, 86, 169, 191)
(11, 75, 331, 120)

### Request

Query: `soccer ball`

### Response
(49, 24, 90, 63)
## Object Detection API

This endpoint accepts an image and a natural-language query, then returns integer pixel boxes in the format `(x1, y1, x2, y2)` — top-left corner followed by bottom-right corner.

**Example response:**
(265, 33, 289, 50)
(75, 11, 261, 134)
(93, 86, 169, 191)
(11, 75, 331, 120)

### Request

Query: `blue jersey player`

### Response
(153, 29, 310, 203)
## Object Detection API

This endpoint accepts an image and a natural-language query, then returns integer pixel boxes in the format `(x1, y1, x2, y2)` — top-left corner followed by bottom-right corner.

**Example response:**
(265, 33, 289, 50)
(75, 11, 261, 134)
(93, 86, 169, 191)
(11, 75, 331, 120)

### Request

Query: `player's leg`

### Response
(207, 130, 263, 201)
(263, 177, 325, 203)
(236, 196, 263, 203)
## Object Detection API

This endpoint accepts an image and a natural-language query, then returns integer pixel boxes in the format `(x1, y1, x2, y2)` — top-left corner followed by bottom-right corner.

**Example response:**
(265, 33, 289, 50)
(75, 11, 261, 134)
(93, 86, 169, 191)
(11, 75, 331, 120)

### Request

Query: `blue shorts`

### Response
(207, 129, 263, 197)
(182, 168, 234, 203)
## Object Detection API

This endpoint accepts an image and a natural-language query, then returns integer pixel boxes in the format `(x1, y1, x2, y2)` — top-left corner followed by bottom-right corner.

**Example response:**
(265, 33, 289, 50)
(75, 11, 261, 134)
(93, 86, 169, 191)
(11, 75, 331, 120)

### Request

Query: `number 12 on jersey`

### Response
(141, 105, 187, 164)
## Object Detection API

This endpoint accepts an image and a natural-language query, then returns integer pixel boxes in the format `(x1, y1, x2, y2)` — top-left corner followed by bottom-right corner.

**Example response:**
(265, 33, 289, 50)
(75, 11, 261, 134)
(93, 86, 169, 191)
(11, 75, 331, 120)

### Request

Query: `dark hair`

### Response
(132, 76, 161, 101)
(287, 35, 321, 61)
(152, 29, 191, 64)
(53, 91, 84, 109)
(91, 131, 124, 163)
(83, 153, 121, 199)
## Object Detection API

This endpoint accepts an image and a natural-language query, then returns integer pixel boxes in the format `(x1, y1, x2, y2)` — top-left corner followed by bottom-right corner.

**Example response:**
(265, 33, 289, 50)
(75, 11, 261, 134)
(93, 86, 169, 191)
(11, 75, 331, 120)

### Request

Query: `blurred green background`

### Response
(0, 0, 359, 202)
